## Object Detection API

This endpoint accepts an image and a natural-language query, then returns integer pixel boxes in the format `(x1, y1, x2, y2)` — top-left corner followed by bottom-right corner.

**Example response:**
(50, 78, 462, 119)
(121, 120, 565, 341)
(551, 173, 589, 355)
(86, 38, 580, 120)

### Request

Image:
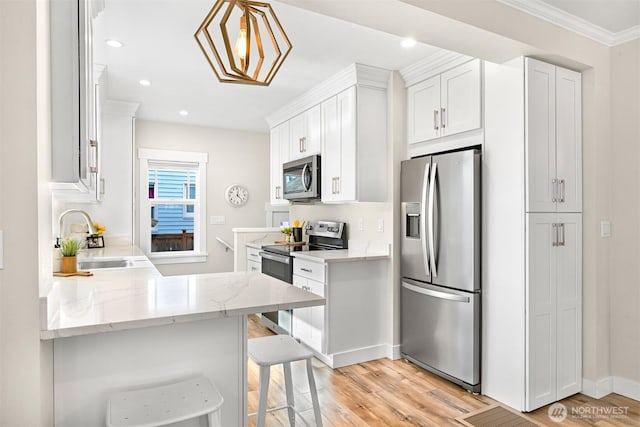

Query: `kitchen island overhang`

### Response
(40, 265, 325, 427)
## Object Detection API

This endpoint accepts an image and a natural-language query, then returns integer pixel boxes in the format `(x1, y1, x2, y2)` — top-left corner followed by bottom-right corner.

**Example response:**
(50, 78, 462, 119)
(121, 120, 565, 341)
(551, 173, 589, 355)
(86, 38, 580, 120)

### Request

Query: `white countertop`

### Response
(292, 242, 391, 263)
(232, 227, 281, 233)
(41, 245, 324, 339)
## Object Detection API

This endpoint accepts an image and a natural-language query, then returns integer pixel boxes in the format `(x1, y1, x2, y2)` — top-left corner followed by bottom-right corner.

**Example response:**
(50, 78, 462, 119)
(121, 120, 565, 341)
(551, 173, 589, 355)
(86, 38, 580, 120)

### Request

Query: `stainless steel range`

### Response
(259, 221, 347, 335)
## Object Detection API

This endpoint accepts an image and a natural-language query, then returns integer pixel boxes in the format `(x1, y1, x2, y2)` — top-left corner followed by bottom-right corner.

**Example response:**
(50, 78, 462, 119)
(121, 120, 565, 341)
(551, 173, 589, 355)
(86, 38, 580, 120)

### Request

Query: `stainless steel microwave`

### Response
(283, 155, 321, 201)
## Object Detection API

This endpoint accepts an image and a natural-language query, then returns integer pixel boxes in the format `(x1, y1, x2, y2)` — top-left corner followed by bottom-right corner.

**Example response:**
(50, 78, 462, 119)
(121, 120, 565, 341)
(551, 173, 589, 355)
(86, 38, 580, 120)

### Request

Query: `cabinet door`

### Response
(407, 75, 441, 144)
(526, 213, 557, 411)
(307, 279, 325, 353)
(321, 96, 341, 203)
(555, 68, 582, 213)
(270, 123, 290, 205)
(292, 275, 310, 343)
(440, 59, 481, 137)
(526, 58, 557, 213)
(336, 87, 357, 202)
(555, 214, 582, 400)
(289, 113, 306, 160)
(305, 104, 321, 155)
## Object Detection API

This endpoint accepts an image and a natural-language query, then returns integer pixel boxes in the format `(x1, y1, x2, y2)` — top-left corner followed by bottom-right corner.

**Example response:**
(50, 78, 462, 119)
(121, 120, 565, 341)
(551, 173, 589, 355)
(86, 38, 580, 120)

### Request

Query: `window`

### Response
(139, 148, 208, 264)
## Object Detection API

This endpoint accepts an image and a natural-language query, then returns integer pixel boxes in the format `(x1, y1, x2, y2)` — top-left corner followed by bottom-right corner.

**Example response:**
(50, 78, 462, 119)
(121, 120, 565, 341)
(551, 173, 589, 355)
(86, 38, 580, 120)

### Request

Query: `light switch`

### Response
(377, 218, 384, 232)
(358, 218, 364, 231)
(600, 221, 611, 238)
(210, 215, 226, 225)
(0, 230, 4, 269)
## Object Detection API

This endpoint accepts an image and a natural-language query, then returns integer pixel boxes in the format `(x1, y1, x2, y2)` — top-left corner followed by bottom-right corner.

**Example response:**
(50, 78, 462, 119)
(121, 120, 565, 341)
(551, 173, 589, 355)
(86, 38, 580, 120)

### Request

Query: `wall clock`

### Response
(225, 184, 249, 207)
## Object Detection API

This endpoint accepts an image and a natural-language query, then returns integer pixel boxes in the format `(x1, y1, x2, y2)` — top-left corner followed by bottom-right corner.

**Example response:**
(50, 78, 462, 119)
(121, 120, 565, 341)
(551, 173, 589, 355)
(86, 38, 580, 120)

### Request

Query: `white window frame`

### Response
(183, 182, 196, 219)
(138, 148, 208, 264)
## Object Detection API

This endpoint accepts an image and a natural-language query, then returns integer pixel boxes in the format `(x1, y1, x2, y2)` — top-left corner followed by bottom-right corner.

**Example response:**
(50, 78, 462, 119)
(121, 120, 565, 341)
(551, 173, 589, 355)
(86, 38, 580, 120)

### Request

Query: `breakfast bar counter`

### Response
(41, 249, 324, 427)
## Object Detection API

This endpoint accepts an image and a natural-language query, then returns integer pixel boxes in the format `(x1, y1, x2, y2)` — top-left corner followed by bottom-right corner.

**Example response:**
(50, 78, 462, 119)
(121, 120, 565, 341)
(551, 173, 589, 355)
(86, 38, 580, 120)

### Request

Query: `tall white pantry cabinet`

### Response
(483, 57, 582, 412)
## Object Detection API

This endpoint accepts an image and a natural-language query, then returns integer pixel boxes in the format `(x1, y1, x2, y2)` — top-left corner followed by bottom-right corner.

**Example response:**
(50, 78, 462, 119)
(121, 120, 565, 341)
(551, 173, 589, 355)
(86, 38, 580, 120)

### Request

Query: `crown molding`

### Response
(265, 63, 390, 128)
(498, 0, 640, 47)
(399, 51, 474, 87)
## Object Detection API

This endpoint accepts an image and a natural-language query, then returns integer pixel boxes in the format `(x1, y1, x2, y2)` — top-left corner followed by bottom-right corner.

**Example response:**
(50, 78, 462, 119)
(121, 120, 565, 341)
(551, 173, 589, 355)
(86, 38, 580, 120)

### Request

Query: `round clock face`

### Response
(225, 184, 249, 207)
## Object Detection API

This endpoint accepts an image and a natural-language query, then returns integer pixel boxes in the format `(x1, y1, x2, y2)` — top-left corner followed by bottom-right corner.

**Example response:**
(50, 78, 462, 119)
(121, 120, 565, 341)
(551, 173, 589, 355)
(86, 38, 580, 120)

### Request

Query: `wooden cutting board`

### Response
(53, 271, 94, 277)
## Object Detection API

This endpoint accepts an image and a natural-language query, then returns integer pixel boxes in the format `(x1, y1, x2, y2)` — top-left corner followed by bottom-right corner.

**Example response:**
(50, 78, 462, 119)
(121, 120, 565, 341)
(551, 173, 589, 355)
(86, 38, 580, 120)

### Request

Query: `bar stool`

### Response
(248, 335, 323, 427)
(106, 377, 223, 427)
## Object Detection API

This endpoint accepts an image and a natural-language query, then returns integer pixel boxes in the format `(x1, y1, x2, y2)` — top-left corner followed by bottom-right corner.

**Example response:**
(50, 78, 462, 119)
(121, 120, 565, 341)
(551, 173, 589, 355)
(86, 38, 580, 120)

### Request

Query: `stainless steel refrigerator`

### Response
(400, 148, 481, 393)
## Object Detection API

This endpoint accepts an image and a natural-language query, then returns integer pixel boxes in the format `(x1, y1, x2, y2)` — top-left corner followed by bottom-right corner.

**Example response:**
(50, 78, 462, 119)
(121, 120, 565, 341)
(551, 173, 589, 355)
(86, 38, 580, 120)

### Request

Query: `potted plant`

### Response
(281, 226, 293, 243)
(59, 238, 83, 274)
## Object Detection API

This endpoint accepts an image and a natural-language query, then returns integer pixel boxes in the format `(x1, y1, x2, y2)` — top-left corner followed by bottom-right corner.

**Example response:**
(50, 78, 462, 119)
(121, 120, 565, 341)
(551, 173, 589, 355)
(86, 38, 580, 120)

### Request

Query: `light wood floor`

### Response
(247, 315, 639, 426)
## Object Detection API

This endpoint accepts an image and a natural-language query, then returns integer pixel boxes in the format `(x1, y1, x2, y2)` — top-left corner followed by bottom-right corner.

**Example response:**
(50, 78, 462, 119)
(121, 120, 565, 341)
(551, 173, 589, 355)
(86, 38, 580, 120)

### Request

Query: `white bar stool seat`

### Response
(249, 335, 323, 427)
(106, 377, 223, 427)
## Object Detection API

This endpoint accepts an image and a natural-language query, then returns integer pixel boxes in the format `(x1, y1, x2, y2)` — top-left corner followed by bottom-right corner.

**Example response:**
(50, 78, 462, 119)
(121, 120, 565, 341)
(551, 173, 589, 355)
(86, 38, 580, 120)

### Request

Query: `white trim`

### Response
(103, 99, 140, 116)
(138, 147, 208, 164)
(148, 253, 208, 265)
(399, 51, 474, 87)
(497, 0, 640, 47)
(582, 376, 640, 401)
(310, 344, 389, 369)
(265, 63, 390, 128)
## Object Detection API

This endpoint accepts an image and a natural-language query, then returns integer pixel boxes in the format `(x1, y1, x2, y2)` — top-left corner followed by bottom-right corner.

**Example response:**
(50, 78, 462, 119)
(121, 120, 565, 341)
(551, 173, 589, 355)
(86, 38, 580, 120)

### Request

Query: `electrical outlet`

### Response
(210, 216, 226, 225)
(600, 220, 611, 238)
(377, 218, 384, 232)
(358, 218, 364, 231)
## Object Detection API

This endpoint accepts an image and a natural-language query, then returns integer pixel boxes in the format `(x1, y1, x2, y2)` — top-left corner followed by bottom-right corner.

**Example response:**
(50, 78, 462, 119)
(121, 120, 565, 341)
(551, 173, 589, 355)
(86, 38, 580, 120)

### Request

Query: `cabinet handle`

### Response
(302, 137, 306, 152)
(552, 179, 557, 202)
(559, 180, 565, 203)
(440, 107, 446, 129)
(301, 267, 313, 273)
(299, 138, 303, 153)
(552, 223, 558, 246)
(559, 223, 565, 246)
(336, 176, 340, 194)
(433, 109, 439, 131)
(89, 140, 99, 173)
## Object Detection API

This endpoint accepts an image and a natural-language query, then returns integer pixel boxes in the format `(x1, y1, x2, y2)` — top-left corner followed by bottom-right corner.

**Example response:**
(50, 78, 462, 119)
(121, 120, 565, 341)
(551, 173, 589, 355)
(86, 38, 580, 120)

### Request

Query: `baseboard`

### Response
(388, 344, 402, 360)
(582, 376, 640, 401)
(330, 344, 389, 368)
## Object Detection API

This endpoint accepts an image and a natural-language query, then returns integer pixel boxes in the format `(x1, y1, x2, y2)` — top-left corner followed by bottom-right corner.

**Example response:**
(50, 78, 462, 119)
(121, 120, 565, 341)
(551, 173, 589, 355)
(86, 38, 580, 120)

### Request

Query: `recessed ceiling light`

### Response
(139, 79, 151, 87)
(179, 110, 189, 116)
(106, 39, 124, 48)
(401, 38, 417, 48)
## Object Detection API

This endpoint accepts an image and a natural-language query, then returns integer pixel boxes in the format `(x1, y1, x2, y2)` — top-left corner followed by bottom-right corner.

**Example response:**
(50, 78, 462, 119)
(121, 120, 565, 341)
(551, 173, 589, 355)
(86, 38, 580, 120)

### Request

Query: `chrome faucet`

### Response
(56, 209, 98, 247)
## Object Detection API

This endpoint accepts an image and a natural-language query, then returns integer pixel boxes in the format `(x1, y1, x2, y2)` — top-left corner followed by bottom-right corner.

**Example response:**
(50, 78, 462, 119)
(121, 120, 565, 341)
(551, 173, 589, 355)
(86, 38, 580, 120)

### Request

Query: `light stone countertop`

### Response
(292, 242, 391, 263)
(41, 245, 324, 340)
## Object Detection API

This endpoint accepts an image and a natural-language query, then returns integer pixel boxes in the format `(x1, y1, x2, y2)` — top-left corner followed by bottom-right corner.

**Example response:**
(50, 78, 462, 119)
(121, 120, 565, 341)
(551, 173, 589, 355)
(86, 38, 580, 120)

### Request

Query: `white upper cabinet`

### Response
(526, 58, 582, 213)
(289, 105, 321, 160)
(267, 63, 389, 204)
(407, 59, 481, 145)
(269, 122, 290, 205)
(51, 0, 104, 202)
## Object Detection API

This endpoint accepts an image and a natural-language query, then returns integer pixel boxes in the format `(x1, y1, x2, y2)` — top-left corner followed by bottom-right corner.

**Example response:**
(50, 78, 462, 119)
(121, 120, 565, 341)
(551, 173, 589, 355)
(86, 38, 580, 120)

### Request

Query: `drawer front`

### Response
(293, 258, 325, 283)
(247, 260, 261, 273)
(246, 247, 262, 264)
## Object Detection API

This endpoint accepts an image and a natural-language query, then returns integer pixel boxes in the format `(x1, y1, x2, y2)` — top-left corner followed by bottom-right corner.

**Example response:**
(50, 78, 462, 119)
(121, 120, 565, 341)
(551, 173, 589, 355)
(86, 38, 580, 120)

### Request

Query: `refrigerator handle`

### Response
(402, 281, 470, 303)
(421, 162, 430, 276)
(428, 162, 438, 277)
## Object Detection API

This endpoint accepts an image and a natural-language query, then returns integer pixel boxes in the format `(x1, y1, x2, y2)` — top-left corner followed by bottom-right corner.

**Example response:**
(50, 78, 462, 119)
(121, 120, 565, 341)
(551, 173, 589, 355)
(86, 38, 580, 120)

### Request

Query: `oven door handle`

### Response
(259, 251, 291, 264)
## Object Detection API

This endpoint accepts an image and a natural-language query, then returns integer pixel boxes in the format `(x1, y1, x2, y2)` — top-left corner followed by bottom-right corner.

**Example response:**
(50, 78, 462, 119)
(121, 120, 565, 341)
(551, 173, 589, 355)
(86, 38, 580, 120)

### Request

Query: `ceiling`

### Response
(95, 0, 639, 133)
(93, 0, 441, 133)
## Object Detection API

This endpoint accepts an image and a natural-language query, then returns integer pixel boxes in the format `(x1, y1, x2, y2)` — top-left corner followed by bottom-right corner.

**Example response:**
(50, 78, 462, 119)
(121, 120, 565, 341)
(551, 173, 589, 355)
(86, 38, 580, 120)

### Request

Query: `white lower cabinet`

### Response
(526, 212, 582, 410)
(292, 274, 325, 353)
(246, 246, 262, 272)
(292, 257, 388, 368)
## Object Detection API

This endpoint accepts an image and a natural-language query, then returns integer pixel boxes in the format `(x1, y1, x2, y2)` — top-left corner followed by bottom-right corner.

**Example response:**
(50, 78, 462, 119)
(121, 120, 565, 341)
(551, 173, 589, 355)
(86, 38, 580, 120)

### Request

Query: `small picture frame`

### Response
(86, 235, 105, 249)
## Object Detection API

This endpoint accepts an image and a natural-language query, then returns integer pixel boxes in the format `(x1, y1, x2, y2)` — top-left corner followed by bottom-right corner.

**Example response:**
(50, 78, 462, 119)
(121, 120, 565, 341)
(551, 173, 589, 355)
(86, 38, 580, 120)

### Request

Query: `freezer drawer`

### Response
(401, 278, 480, 388)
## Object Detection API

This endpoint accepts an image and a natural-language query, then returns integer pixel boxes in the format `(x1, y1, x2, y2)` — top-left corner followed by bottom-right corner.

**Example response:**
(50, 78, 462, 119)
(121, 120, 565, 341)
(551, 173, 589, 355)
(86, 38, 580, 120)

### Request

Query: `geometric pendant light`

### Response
(194, 0, 292, 86)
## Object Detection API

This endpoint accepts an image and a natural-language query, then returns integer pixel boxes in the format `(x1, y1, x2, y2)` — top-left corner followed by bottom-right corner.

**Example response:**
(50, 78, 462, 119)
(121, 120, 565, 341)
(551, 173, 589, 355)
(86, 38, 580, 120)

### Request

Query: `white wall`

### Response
(0, 0, 53, 425)
(135, 120, 270, 276)
(610, 39, 640, 388)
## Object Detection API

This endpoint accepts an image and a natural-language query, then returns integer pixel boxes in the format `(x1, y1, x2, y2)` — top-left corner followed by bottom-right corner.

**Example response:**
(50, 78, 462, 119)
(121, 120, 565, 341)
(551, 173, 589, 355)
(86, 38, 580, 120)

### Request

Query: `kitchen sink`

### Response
(77, 259, 130, 270)
(76, 256, 153, 271)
